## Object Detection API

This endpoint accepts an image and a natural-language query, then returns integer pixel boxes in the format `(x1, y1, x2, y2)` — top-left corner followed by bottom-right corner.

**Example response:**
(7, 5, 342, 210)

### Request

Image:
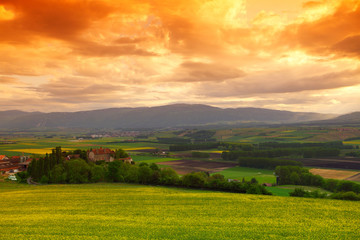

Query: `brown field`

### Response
(296, 158, 360, 170)
(309, 168, 359, 180)
(346, 173, 360, 182)
(157, 160, 237, 175)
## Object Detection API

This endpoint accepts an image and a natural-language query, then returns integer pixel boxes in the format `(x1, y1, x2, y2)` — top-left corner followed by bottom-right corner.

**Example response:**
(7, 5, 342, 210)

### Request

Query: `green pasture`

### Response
(267, 185, 331, 197)
(214, 167, 276, 184)
(276, 185, 332, 194)
(1, 182, 360, 239)
(265, 187, 293, 197)
(131, 155, 181, 164)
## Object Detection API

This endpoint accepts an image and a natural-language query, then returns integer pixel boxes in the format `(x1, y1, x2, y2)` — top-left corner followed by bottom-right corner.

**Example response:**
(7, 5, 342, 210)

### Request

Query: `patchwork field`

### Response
(157, 160, 237, 175)
(0, 137, 167, 156)
(0, 182, 360, 239)
(296, 158, 360, 170)
(310, 168, 360, 180)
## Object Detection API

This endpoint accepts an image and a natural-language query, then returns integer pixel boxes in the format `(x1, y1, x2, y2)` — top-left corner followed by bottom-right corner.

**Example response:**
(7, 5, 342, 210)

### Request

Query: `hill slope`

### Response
(307, 112, 360, 126)
(0, 183, 359, 239)
(0, 104, 335, 129)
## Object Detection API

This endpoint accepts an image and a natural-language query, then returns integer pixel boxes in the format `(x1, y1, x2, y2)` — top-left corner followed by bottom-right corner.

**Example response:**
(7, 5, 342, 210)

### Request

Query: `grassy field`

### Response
(0, 182, 360, 239)
(214, 167, 276, 184)
(131, 155, 181, 164)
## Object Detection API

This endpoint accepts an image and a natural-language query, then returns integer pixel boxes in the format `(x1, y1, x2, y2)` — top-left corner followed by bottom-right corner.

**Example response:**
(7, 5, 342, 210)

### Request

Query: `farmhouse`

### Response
(0, 155, 32, 175)
(87, 148, 115, 162)
(119, 157, 133, 164)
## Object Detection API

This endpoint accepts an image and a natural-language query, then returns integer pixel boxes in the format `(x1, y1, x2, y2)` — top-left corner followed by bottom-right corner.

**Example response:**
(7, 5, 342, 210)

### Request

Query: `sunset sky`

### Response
(0, 0, 359, 113)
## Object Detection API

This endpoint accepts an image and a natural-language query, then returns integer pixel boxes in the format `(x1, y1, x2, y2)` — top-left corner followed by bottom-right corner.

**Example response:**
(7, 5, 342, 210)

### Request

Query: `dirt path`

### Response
(27, 177, 39, 185)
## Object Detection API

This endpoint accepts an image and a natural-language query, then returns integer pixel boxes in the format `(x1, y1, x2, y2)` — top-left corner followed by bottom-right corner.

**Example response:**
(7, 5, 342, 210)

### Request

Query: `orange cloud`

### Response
(0, 0, 359, 113)
(281, 0, 360, 57)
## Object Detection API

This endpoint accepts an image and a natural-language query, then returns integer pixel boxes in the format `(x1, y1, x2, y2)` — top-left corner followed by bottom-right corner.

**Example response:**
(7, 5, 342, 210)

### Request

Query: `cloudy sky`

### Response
(0, 0, 359, 113)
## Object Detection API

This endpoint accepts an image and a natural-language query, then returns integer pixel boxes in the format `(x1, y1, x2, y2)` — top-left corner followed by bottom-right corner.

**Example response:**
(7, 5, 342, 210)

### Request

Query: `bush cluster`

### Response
(238, 157, 302, 169)
(276, 166, 360, 201)
(222, 147, 340, 161)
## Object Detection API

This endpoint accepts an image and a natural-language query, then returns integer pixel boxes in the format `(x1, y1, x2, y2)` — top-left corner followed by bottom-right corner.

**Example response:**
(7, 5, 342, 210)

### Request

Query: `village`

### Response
(0, 147, 133, 180)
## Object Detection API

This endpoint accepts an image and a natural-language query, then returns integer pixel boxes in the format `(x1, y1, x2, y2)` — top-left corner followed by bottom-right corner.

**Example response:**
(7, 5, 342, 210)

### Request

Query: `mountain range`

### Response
(0, 104, 354, 130)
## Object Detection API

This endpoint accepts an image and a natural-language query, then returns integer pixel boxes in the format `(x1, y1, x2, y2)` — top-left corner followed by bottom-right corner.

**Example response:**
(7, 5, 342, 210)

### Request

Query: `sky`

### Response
(0, 0, 359, 114)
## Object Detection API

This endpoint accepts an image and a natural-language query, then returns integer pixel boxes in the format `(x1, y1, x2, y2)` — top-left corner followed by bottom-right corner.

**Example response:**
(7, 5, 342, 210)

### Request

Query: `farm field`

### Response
(296, 158, 360, 170)
(1, 182, 360, 239)
(157, 159, 237, 175)
(131, 155, 181, 164)
(214, 166, 276, 184)
(0, 137, 167, 156)
(309, 168, 360, 180)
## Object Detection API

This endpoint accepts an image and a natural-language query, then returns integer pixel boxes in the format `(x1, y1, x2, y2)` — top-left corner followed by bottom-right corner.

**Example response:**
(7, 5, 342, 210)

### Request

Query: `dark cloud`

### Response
(35, 77, 126, 102)
(195, 68, 360, 97)
(0, 76, 18, 84)
(73, 41, 157, 57)
(0, 0, 112, 43)
(333, 35, 360, 57)
(171, 61, 246, 82)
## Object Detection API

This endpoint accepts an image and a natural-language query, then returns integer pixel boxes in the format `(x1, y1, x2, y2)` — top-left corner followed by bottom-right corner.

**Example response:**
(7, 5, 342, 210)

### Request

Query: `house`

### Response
(0, 166, 20, 175)
(87, 147, 115, 162)
(18, 158, 33, 171)
(118, 157, 133, 164)
(0, 155, 8, 161)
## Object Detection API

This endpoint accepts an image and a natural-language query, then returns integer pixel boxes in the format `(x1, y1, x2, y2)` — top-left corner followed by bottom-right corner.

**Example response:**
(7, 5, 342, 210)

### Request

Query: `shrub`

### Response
(40, 175, 49, 184)
(182, 172, 208, 188)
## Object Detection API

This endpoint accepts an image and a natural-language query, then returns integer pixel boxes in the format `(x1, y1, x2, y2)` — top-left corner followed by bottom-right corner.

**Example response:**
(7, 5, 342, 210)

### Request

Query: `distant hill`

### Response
(0, 104, 336, 130)
(309, 112, 360, 126)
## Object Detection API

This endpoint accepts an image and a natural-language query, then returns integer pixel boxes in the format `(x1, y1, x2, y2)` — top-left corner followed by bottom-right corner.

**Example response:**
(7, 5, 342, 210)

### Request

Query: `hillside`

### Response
(0, 104, 335, 130)
(308, 112, 360, 126)
(0, 183, 359, 239)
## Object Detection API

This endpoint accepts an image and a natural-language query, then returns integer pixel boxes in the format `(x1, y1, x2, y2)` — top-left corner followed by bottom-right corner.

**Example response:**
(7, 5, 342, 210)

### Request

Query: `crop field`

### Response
(309, 168, 360, 180)
(131, 155, 181, 164)
(0, 182, 360, 239)
(297, 158, 360, 170)
(157, 160, 237, 175)
(347, 173, 360, 182)
(0, 137, 168, 156)
(215, 167, 276, 184)
(344, 140, 360, 145)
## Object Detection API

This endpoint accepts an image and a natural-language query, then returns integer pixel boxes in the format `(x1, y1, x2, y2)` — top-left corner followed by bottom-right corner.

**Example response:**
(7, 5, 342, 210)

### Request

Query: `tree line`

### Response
(238, 157, 302, 169)
(275, 165, 360, 200)
(16, 147, 271, 196)
(222, 147, 340, 161)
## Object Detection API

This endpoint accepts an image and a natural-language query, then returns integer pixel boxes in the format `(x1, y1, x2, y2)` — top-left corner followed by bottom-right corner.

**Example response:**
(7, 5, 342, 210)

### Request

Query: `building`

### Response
(87, 148, 115, 162)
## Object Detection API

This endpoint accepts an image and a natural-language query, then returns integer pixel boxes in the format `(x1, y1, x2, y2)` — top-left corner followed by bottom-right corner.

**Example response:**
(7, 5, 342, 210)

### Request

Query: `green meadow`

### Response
(214, 166, 276, 184)
(0, 182, 359, 239)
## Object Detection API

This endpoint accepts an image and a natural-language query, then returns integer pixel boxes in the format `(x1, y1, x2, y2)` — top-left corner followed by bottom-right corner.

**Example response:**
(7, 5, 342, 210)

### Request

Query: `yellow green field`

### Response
(0, 182, 359, 239)
(6, 148, 75, 155)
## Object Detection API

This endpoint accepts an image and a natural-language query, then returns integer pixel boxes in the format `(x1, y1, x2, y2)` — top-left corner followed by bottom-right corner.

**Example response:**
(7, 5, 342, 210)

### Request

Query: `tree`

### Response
(49, 164, 66, 183)
(64, 159, 90, 183)
(138, 165, 153, 184)
(160, 168, 179, 185)
(124, 165, 139, 183)
(182, 172, 207, 188)
(115, 149, 129, 159)
(107, 160, 124, 182)
(290, 172, 301, 185)
(90, 165, 105, 182)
